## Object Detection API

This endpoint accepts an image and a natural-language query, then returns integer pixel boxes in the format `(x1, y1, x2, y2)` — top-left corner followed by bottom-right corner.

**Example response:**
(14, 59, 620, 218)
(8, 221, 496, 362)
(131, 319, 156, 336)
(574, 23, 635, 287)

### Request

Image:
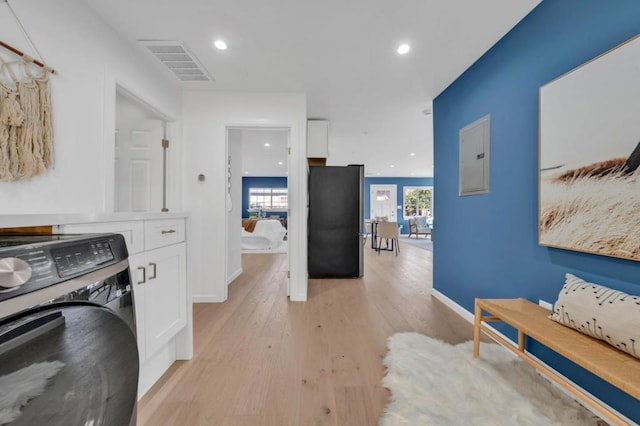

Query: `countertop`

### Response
(0, 212, 190, 228)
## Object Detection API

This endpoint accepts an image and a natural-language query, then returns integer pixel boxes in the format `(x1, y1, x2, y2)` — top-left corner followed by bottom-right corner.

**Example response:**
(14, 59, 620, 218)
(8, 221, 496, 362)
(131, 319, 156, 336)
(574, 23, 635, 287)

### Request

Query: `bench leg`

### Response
(473, 299, 482, 358)
(518, 330, 525, 352)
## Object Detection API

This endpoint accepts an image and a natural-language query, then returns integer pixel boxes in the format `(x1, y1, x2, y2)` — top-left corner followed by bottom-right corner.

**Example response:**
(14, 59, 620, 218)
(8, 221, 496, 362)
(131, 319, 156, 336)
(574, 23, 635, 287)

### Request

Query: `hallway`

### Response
(138, 243, 473, 425)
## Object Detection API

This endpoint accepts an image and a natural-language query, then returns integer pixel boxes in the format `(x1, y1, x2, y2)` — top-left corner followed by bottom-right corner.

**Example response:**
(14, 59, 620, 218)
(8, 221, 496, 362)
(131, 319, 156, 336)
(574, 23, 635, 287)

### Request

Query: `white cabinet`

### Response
(144, 218, 185, 250)
(142, 243, 187, 358)
(129, 243, 187, 364)
(128, 252, 147, 363)
(59, 220, 145, 254)
(58, 215, 191, 398)
(307, 119, 329, 158)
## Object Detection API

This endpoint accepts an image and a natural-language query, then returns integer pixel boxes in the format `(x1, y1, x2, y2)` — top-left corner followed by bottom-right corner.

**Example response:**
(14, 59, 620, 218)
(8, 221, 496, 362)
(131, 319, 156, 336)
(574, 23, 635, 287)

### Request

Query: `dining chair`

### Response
(376, 221, 400, 256)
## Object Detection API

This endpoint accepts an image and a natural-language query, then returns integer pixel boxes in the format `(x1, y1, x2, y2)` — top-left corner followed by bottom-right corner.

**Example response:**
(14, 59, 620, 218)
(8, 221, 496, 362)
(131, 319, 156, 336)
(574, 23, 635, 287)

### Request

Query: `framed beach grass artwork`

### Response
(539, 34, 640, 262)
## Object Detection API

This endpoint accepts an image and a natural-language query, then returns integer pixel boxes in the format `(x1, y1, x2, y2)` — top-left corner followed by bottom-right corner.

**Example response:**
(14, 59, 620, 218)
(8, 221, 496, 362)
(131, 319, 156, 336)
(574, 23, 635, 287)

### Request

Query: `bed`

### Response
(241, 218, 287, 251)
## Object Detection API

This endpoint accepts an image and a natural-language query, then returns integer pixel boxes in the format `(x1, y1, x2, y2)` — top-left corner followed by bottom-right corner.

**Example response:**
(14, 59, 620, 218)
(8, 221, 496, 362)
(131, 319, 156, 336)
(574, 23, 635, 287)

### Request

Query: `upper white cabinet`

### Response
(307, 120, 329, 158)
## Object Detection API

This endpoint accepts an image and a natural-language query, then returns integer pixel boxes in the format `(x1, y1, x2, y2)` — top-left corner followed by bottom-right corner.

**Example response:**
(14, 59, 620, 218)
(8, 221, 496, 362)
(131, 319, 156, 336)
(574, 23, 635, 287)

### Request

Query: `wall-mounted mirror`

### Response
(115, 87, 168, 212)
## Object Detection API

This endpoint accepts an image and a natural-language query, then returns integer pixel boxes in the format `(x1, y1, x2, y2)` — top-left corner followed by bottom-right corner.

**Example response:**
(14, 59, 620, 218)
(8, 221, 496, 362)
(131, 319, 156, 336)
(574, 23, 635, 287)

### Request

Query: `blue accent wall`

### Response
(241, 177, 288, 220)
(364, 177, 433, 234)
(433, 1, 640, 421)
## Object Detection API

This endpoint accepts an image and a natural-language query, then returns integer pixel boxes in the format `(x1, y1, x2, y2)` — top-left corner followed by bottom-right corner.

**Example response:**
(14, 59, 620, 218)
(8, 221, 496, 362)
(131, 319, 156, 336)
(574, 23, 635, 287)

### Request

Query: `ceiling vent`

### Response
(138, 40, 214, 82)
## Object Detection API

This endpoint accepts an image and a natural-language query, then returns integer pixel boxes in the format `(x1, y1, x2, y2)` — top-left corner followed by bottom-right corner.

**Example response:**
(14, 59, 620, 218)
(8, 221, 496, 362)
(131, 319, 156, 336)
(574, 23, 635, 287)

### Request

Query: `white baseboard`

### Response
(192, 294, 223, 303)
(431, 288, 474, 323)
(289, 292, 307, 302)
(227, 268, 243, 285)
(431, 288, 635, 425)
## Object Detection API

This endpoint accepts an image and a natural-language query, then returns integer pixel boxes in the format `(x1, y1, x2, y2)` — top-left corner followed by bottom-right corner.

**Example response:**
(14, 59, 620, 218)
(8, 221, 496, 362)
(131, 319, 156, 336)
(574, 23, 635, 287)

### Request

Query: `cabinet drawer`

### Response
(60, 221, 145, 254)
(144, 219, 185, 250)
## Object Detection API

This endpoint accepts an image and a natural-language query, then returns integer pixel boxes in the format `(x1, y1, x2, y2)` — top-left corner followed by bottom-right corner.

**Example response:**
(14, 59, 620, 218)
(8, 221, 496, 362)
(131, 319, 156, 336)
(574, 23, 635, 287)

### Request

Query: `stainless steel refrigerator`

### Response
(308, 164, 364, 278)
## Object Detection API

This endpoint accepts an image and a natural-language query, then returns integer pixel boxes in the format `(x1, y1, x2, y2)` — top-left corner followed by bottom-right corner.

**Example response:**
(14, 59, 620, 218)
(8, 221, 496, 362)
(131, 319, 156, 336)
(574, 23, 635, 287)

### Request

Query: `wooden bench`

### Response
(473, 298, 640, 426)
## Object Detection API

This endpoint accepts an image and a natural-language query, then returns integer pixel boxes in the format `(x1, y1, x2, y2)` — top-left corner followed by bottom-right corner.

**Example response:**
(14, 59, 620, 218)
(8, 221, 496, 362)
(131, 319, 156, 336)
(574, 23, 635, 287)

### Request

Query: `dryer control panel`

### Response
(0, 234, 127, 302)
(51, 239, 115, 278)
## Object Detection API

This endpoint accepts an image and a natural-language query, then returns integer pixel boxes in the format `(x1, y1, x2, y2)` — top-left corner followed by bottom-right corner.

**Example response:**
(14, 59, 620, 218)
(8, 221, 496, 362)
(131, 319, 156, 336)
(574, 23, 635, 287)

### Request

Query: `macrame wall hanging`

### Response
(0, 0, 56, 182)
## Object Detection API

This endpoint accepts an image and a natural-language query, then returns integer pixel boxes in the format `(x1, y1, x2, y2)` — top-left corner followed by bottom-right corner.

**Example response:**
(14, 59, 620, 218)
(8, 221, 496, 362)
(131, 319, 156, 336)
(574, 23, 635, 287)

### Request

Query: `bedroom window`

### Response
(249, 187, 288, 210)
(403, 187, 432, 218)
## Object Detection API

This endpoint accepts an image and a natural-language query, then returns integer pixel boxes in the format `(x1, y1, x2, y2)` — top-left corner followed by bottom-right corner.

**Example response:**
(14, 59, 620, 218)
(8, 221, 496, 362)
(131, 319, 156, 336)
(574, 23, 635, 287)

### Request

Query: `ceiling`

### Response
(235, 128, 290, 177)
(84, 0, 541, 177)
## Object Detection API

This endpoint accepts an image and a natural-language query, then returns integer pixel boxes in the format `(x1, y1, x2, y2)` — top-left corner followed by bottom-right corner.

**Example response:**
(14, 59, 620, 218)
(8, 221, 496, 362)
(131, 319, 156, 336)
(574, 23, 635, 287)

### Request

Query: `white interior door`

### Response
(115, 90, 166, 213)
(115, 119, 164, 212)
(370, 184, 397, 221)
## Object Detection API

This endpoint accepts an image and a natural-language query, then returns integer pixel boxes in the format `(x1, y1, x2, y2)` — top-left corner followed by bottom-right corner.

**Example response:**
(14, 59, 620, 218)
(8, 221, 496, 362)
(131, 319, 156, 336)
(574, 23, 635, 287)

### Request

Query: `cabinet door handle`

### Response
(149, 262, 157, 280)
(161, 229, 176, 235)
(137, 266, 146, 284)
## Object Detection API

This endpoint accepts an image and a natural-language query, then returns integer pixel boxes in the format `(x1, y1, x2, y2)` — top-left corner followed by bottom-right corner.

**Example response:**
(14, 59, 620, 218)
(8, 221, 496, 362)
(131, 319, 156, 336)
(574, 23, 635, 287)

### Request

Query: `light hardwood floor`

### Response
(138, 242, 474, 425)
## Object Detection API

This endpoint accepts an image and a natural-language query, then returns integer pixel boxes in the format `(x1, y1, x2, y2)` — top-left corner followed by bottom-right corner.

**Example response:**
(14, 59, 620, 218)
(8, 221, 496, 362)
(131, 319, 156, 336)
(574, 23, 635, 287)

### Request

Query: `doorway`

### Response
(370, 184, 397, 221)
(226, 127, 290, 295)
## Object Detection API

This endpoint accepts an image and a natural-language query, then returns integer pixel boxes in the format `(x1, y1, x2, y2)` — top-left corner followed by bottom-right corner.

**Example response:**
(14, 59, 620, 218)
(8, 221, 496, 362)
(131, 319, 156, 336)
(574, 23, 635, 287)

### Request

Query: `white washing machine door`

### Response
(0, 301, 139, 426)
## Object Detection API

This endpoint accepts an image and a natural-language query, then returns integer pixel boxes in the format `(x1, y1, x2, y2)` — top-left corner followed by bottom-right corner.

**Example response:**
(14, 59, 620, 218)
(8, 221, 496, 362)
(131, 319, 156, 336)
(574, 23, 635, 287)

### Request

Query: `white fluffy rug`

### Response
(381, 333, 598, 426)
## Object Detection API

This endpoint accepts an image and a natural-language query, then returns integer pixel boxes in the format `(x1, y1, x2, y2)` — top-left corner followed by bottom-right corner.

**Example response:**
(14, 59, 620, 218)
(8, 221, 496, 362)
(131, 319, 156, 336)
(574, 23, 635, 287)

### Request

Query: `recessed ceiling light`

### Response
(397, 44, 410, 55)
(214, 40, 227, 50)
(409, 153, 415, 157)
(264, 143, 270, 147)
(243, 171, 249, 175)
(390, 165, 395, 168)
(376, 172, 381, 176)
(278, 161, 283, 165)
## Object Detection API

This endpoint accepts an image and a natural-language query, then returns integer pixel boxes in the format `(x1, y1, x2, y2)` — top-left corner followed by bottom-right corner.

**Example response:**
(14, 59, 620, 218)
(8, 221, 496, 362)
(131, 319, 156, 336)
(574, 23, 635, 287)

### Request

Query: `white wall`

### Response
(226, 129, 242, 283)
(0, 0, 180, 214)
(0, 1, 308, 301)
(183, 91, 308, 302)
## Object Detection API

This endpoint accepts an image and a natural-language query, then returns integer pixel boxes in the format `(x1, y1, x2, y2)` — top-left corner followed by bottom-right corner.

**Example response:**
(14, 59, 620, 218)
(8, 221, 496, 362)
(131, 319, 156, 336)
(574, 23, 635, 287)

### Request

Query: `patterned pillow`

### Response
(550, 273, 640, 359)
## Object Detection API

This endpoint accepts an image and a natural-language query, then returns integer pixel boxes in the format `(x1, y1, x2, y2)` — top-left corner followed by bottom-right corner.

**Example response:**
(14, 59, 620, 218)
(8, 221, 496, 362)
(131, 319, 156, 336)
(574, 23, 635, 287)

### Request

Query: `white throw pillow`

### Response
(550, 273, 640, 359)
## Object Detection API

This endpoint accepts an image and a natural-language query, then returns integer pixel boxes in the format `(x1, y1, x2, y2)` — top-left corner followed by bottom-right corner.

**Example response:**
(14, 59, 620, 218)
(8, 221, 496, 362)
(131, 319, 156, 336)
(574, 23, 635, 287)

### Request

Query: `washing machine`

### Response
(0, 233, 139, 426)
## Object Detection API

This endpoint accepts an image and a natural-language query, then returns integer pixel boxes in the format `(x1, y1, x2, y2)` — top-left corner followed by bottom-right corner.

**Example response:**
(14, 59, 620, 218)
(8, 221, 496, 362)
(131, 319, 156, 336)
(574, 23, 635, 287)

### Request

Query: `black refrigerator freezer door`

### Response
(308, 165, 363, 278)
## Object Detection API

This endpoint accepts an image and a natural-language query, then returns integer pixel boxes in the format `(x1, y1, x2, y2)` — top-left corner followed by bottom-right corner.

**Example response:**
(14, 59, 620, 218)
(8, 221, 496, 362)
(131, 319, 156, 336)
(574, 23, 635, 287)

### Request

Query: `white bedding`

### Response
(242, 219, 287, 250)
